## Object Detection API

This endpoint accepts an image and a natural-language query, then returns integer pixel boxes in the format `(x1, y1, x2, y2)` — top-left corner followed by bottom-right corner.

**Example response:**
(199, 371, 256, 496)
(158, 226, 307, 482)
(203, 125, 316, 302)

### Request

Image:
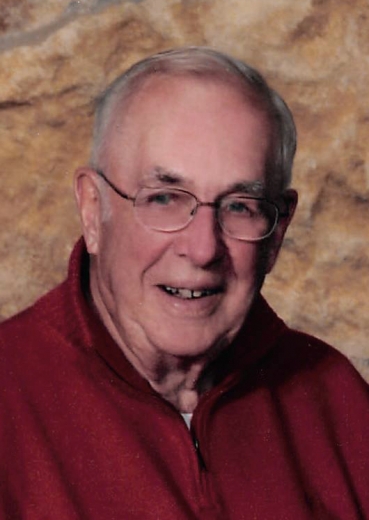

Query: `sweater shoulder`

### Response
(277, 326, 352, 366)
(0, 280, 72, 358)
(266, 325, 369, 394)
(1, 280, 66, 327)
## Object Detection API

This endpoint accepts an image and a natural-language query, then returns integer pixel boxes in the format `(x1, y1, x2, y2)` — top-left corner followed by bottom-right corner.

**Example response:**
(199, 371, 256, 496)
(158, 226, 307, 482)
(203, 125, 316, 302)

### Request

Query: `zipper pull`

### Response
(192, 432, 207, 471)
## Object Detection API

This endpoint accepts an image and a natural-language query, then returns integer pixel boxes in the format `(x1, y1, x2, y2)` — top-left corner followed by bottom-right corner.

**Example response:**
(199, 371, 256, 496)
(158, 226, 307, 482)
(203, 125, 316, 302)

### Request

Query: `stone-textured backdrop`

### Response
(1, 0, 368, 378)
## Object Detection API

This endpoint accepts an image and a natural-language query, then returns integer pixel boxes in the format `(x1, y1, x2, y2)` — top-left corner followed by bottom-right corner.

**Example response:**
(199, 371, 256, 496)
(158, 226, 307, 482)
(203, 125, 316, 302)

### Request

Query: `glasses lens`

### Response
(134, 188, 196, 231)
(220, 196, 278, 241)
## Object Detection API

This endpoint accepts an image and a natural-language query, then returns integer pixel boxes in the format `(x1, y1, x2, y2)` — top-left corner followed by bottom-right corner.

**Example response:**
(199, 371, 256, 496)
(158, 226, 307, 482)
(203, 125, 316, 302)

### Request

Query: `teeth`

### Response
(181, 289, 193, 299)
(163, 286, 216, 299)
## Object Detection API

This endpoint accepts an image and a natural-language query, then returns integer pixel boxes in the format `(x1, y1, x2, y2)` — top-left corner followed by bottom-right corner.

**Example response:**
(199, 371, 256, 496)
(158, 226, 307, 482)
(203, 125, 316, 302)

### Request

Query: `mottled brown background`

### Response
(1, 0, 368, 378)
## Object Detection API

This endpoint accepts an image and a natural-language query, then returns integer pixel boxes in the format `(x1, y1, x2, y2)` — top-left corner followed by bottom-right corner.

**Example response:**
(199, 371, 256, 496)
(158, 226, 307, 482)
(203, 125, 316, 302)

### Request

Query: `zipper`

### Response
(191, 430, 207, 471)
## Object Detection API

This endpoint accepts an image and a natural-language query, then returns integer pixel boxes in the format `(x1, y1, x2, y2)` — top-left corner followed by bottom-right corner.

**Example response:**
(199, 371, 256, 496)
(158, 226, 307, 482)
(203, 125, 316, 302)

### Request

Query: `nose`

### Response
(173, 205, 225, 267)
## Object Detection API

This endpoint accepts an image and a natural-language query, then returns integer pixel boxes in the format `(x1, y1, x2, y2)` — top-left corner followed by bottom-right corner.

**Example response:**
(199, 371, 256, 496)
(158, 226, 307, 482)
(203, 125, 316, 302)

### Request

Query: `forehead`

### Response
(116, 72, 270, 130)
(105, 75, 272, 193)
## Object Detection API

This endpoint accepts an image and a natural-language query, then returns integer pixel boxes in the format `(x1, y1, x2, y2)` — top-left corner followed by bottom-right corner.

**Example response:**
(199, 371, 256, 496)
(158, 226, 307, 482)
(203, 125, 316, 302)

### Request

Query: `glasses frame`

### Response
(95, 169, 284, 242)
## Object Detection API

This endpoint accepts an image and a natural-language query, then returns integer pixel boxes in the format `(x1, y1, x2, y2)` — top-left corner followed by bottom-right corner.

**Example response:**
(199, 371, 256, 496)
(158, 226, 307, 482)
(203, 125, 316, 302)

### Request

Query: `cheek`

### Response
(229, 241, 260, 282)
(100, 215, 172, 287)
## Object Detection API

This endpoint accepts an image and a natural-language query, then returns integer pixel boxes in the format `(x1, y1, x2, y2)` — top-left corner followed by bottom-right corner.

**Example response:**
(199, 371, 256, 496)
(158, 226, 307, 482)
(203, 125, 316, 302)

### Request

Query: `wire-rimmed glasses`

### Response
(96, 170, 281, 242)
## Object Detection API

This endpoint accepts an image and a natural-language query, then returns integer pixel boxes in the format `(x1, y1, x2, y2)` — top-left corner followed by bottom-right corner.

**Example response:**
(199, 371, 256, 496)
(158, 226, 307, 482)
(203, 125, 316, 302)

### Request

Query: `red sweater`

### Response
(1, 239, 369, 520)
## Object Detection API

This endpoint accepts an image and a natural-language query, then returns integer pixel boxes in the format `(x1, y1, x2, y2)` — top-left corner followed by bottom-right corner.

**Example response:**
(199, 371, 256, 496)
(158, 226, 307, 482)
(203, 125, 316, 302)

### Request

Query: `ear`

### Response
(265, 188, 298, 274)
(74, 167, 103, 255)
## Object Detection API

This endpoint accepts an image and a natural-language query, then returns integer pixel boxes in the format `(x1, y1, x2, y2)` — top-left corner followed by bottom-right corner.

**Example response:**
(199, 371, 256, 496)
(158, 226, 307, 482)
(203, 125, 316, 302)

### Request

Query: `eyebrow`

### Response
(227, 180, 266, 196)
(142, 166, 185, 186)
(142, 166, 266, 196)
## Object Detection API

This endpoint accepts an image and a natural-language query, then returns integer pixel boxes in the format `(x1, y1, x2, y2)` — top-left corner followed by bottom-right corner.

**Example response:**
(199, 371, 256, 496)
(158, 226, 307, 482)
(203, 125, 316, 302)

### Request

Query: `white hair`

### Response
(90, 46, 297, 194)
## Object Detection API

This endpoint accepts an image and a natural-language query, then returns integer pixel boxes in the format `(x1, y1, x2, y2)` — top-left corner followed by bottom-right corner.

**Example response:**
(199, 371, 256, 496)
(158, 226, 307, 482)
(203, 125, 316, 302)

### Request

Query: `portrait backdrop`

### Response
(0, 0, 368, 378)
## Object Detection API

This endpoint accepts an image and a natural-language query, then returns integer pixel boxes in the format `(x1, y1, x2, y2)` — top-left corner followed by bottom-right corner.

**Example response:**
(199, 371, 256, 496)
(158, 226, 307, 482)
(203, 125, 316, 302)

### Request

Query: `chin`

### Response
(149, 323, 235, 360)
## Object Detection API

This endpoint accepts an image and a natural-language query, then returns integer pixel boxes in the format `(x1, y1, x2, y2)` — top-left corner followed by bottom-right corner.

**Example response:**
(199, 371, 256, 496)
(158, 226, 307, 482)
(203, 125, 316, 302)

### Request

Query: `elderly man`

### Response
(1, 47, 369, 519)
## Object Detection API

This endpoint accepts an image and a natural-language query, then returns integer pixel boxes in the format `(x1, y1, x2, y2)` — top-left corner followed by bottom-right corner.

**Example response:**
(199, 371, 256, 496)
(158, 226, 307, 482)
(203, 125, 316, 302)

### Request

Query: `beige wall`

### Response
(1, 0, 368, 378)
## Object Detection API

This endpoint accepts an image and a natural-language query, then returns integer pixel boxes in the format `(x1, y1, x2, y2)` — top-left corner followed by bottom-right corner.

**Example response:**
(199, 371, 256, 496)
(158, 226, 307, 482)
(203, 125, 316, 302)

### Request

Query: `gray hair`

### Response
(90, 46, 296, 193)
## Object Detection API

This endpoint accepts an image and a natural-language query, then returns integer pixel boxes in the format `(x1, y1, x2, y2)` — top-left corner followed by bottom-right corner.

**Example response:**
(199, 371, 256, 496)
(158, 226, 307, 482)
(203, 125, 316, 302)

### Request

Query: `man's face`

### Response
(80, 76, 286, 361)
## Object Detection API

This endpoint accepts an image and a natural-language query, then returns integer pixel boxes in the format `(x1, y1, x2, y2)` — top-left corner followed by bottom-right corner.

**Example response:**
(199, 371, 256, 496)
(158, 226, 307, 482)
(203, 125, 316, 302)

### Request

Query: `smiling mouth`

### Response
(160, 285, 222, 300)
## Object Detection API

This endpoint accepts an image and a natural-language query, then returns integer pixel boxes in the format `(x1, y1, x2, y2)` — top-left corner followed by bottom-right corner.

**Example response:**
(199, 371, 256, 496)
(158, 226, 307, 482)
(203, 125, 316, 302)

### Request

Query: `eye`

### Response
(228, 201, 251, 213)
(223, 198, 258, 217)
(145, 190, 178, 206)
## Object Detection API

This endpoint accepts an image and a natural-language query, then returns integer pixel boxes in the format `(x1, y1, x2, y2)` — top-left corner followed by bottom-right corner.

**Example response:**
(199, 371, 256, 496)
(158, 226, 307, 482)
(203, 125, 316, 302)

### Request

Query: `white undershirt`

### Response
(181, 413, 193, 429)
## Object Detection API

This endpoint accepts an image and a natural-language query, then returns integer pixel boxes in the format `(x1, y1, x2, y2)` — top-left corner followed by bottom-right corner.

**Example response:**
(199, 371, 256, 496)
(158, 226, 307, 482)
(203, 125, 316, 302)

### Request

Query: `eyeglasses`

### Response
(96, 170, 281, 242)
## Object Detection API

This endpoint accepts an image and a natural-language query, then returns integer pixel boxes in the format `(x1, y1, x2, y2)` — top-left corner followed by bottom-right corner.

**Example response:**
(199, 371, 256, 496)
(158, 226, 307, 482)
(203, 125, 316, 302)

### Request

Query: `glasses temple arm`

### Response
(95, 170, 132, 201)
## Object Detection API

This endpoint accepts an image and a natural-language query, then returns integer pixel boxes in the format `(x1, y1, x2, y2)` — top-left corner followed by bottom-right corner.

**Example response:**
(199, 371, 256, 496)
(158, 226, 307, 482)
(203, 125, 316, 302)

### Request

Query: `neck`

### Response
(145, 356, 217, 413)
(116, 333, 218, 412)
(149, 368, 203, 413)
